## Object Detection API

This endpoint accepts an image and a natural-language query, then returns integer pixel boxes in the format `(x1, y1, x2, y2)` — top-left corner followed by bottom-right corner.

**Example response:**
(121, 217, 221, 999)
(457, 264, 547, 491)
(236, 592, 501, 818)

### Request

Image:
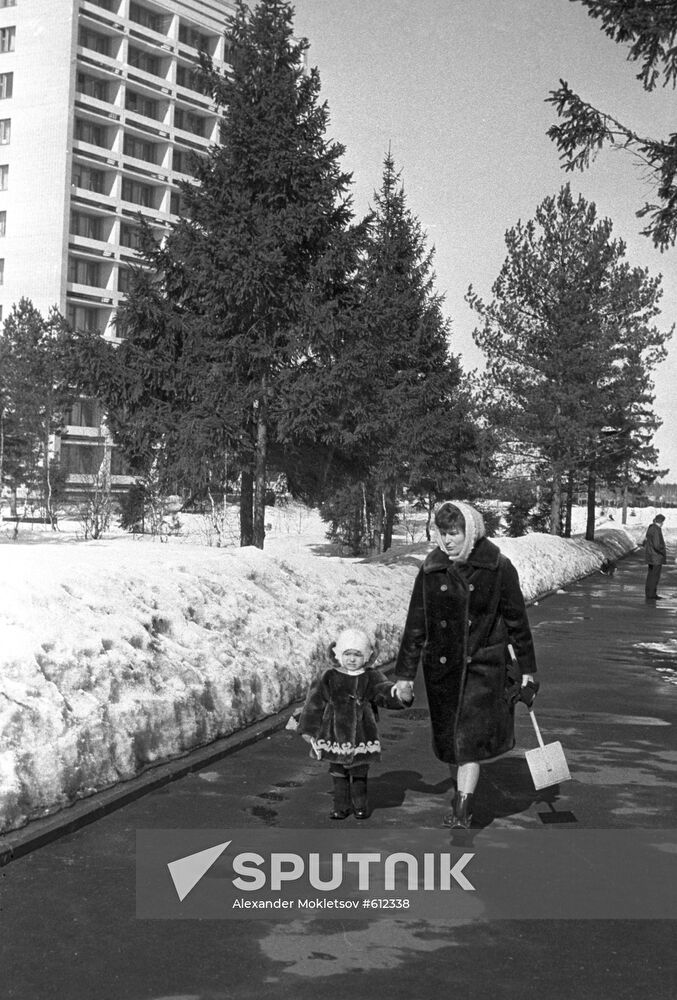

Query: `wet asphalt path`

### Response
(1, 542, 676, 1000)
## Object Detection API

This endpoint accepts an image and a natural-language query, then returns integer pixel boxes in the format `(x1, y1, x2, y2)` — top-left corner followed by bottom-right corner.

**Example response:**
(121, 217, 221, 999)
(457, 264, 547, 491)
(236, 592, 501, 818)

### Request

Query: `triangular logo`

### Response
(167, 841, 231, 902)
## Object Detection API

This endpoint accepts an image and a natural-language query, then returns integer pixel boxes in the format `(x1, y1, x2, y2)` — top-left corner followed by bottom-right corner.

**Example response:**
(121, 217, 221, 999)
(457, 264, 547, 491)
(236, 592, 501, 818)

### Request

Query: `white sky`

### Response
(291, 0, 677, 479)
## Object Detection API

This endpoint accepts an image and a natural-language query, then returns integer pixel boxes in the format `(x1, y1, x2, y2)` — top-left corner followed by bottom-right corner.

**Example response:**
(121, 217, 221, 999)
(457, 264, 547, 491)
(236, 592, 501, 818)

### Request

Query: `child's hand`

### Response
(393, 680, 414, 704)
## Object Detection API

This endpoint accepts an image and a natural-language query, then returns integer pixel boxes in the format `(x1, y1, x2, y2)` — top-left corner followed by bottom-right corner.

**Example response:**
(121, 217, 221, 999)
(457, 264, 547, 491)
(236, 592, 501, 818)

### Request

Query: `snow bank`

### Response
(0, 512, 645, 834)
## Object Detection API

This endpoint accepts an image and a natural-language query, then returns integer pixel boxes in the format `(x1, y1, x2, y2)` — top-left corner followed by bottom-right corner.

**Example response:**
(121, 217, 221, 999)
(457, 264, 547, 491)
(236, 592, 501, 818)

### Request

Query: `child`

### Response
(298, 628, 414, 820)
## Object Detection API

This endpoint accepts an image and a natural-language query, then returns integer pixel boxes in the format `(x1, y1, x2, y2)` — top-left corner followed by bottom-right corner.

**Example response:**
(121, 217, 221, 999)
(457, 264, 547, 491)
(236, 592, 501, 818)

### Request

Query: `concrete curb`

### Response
(0, 704, 295, 867)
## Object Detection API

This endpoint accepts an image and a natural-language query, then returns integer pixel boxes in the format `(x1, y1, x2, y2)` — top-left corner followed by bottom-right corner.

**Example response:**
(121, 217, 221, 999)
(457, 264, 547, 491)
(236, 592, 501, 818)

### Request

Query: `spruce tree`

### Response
(0, 299, 75, 524)
(95, 0, 356, 547)
(313, 151, 479, 553)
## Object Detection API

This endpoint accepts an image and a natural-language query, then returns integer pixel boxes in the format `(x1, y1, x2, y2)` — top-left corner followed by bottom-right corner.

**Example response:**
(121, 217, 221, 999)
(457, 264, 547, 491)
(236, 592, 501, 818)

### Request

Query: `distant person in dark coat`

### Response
(644, 514, 667, 601)
(394, 501, 539, 829)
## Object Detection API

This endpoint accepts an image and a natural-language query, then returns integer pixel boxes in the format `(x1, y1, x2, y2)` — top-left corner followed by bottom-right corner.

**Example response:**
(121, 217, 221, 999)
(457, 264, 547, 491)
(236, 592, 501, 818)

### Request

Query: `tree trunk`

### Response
(383, 483, 397, 552)
(252, 395, 267, 550)
(621, 467, 629, 525)
(585, 472, 596, 541)
(425, 494, 433, 541)
(0, 411, 4, 497)
(371, 487, 384, 554)
(564, 469, 573, 538)
(550, 475, 561, 535)
(240, 469, 254, 546)
(44, 425, 57, 530)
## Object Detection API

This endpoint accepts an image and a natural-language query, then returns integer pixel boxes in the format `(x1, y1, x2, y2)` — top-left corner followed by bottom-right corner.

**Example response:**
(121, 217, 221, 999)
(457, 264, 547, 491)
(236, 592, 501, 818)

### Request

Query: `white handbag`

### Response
(525, 709, 571, 790)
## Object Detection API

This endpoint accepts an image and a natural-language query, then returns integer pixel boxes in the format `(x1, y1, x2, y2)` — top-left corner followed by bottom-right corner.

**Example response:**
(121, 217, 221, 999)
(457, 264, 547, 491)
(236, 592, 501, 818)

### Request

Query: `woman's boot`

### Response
(442, 790, 474, 829)
(351, 775, 369, 820)
(330, 776, 352, 820)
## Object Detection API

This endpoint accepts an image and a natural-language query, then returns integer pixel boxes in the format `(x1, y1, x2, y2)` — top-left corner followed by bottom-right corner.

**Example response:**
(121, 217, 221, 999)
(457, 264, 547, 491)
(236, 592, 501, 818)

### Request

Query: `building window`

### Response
(129, 3, 164, 33)
(72, 164, 105, 194)
(68, 256, 102, 287)
(75, 118, 108, 148)
(66, 398, 101, 426)
(70, 211, 103, 240)
(121, 177, 154, 208)
(0, 27, 15, 53)
(175, 64, 192, 89)
(0, 1, 17, 7)
(0, 73, 13, 99)
(117, 266, 135, 293)
(60, 442, 107, 476)
(123, 133, 157, 163)
(0, 119, 10, 144)
(91, 0, 117, 11)
(110, 448, 128, 476)
(67, 307, 102, 335)
(0, 165, 7, 190)
(125, 89, 160, 120)
(174, 108, 205, 137)
(170, 190, 183, 215)
(78, 28, 110, 57)
(120, 223, 143, 249)
(76, 73, 109, 103)
(0, 259, 4, 285)
(172, 148, 187, 173)
(179, 24, 209, 51)
(0, 210, 6, 236)
(128, 46, 160, 76)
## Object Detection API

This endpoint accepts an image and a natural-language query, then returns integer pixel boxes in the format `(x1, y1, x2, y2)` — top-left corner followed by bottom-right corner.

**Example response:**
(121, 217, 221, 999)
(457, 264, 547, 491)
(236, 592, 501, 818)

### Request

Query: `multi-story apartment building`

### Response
(0, 0, 234, 493)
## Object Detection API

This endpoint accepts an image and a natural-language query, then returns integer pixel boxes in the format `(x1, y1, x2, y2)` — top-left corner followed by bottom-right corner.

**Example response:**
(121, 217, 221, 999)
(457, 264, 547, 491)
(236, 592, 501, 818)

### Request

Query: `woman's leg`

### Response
(443, 762, 479, 828)
(457, 762, 480, 794)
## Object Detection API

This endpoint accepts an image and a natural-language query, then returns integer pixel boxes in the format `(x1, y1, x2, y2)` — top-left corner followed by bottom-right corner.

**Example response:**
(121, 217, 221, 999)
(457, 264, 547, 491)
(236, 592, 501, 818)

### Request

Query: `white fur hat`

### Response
(334, 628, 374, 661)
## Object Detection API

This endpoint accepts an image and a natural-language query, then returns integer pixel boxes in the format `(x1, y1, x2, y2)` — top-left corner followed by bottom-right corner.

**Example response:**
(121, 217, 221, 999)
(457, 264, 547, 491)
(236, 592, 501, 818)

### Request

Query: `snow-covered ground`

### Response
(0, 502, 668, 834)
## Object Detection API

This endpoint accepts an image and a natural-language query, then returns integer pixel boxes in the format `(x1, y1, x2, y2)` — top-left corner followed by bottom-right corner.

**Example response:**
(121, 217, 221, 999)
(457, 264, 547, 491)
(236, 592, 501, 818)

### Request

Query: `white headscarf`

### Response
(432, 500, 486, 563)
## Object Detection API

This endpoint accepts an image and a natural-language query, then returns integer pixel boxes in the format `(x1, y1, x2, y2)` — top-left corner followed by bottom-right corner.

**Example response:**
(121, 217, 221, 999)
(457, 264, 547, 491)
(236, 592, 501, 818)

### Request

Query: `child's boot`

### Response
(351, 775, 369, 820)
(330, 775, 352, 820)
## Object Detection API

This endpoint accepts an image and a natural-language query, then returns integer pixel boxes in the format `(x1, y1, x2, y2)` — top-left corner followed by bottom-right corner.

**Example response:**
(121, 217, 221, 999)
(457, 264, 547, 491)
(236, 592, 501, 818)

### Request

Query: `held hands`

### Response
(393, 680, 415, 705)
(301, 733, 314, 743)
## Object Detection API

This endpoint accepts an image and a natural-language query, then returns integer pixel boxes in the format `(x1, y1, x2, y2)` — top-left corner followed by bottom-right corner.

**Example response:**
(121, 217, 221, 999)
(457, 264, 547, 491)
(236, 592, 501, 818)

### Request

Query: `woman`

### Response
(394, 500, 539, 828)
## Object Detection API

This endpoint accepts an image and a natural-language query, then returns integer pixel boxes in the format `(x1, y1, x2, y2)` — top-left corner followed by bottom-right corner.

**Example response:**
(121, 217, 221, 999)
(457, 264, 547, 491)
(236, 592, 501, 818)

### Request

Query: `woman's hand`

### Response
(519, 674, 540, 707)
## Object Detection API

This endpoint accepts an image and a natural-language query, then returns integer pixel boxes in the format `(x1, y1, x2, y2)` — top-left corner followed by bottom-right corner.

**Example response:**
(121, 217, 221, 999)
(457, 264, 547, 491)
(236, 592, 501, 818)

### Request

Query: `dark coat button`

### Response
(440, 620, 447, 627)
(440, 656, 447, 664)
(468, 584, 475, 592)
(440, 584, 448, 592)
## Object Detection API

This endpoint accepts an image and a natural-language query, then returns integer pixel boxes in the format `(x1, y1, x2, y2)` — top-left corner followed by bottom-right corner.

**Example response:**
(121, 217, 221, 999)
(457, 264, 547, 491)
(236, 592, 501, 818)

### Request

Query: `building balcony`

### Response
(75, 93, 123, 122)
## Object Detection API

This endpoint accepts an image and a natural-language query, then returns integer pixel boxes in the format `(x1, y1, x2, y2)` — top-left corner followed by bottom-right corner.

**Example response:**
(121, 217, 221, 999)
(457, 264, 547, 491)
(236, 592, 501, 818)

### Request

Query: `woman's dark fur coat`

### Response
(395, 536, 537, 765)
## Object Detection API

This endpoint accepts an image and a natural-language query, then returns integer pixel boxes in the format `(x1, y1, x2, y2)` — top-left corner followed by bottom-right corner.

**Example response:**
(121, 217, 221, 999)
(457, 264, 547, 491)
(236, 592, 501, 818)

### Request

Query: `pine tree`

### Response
(548, 1, 677, 249)
(468, 185, 670, 535)
(94, 0, 357, 547)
